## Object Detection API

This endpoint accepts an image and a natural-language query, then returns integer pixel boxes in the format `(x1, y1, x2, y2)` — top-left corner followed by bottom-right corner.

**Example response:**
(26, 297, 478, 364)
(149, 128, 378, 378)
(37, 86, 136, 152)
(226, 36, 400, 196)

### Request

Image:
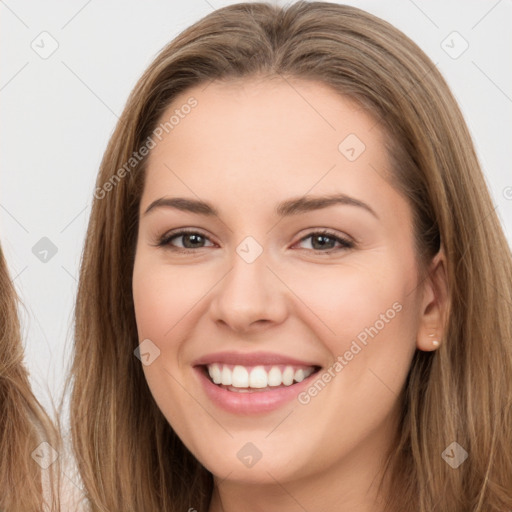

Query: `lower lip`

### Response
(194, 366, 319, 414)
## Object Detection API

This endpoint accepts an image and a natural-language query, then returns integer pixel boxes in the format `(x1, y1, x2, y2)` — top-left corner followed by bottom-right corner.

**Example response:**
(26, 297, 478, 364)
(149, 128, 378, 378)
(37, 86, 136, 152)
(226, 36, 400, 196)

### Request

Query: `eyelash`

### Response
(156, 228, 355, 255)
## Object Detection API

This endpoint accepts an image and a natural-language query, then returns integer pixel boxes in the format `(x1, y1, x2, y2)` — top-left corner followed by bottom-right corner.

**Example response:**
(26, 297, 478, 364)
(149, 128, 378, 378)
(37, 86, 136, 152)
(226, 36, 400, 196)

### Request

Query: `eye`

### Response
(157, 229, 215, 252)
(156, 228, 354, 254)
(294, 230, 354, 253)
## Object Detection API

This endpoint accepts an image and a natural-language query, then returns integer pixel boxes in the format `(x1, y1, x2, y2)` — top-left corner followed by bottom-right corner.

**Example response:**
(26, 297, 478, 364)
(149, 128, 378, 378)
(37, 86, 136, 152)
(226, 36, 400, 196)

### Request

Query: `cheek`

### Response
(132, 254, 209, 341)
(288, 257, 416, 341)
(289, 256, 421, 402)
(132, 253, 207, 434)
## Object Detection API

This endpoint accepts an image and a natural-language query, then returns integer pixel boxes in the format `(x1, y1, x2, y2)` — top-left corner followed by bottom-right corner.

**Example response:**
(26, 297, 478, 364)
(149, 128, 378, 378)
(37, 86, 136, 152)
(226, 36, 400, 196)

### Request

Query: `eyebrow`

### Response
(144, 193, 379, 219)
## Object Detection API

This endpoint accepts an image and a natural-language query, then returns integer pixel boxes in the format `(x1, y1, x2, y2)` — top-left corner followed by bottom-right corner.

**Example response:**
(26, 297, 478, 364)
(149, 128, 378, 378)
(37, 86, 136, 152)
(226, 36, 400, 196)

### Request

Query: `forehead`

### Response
(148, 76, 384, 167)
(141, 77, 405, 222)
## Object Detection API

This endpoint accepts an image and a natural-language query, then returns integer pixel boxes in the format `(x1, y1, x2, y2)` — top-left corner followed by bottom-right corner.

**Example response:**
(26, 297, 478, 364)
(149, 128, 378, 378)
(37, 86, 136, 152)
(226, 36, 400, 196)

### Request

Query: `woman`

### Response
(69, 2, 512, 511)
(0, 245, 60, 511)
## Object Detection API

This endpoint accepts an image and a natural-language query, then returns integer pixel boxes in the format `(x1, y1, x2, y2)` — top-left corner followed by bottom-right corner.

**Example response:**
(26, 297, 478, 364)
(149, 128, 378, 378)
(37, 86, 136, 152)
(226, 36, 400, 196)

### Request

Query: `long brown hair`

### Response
(0, 245, 60, 511)
(69, 2, 512, 510)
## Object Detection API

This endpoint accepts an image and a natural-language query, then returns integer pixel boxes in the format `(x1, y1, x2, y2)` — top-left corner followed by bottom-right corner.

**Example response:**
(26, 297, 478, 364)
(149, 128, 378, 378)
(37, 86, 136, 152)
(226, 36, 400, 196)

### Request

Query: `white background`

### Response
(1, 0, 511, 417)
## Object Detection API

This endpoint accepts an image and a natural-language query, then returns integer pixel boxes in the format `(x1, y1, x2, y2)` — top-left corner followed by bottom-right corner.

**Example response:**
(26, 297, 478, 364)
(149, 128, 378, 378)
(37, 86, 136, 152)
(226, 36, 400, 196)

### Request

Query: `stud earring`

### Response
(428, 333, 440, 348)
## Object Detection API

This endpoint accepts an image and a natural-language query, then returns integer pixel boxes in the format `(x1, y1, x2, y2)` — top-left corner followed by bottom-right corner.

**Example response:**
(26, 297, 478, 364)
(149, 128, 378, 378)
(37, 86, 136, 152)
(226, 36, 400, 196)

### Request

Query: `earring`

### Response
(428, 333, 440, 348)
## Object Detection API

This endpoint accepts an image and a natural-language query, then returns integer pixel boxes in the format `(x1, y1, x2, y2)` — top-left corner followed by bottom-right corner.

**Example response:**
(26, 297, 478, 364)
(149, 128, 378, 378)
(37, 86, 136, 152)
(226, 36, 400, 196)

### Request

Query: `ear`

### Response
(416, 247, 450, 352)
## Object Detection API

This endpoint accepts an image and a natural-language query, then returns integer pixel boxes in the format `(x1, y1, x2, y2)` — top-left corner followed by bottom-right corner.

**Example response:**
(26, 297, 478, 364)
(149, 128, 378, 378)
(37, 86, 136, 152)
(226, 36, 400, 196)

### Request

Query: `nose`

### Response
(208, 246, 288, 334)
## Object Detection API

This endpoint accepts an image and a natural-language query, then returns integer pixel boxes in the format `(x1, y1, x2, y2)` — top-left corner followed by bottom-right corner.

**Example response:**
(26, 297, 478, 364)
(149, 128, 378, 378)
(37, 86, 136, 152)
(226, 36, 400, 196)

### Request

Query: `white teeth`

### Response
(232, 365, 249, 387)
(282, 366, 294, 386)
(221, 365, 232, 385)
(267, 366, 282, 386)
(249, 366, 268, 388)
(206, 364, 316, 389)
(210, 363, 222, 384)
(294, 368, 305, 382)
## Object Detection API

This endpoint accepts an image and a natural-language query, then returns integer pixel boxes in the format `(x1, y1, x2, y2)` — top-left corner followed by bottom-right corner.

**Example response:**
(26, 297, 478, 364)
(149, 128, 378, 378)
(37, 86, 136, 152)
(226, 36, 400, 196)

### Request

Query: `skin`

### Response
(132, 76, 448, 512)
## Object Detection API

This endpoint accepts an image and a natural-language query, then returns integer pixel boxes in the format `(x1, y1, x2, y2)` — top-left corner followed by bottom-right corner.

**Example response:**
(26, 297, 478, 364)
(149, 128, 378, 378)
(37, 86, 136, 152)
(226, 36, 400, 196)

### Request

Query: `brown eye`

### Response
(296, 230, 354, 252)
(158, 230, 215, 251)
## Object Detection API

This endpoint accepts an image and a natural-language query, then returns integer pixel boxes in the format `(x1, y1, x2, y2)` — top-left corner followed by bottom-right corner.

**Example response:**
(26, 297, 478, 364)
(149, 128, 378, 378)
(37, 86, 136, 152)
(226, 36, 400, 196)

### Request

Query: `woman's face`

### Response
(132, 77, 438, 495)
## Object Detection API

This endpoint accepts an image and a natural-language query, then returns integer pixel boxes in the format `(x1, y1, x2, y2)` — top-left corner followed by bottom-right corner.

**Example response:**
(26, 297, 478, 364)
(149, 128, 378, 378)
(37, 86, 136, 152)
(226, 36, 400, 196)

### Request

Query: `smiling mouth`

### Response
(200, 363, 321, 393)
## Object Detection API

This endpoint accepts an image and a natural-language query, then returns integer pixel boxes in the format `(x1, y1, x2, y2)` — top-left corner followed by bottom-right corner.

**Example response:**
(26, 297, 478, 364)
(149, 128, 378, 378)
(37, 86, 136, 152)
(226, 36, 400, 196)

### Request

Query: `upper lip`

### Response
(192, 351, 321, 368)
